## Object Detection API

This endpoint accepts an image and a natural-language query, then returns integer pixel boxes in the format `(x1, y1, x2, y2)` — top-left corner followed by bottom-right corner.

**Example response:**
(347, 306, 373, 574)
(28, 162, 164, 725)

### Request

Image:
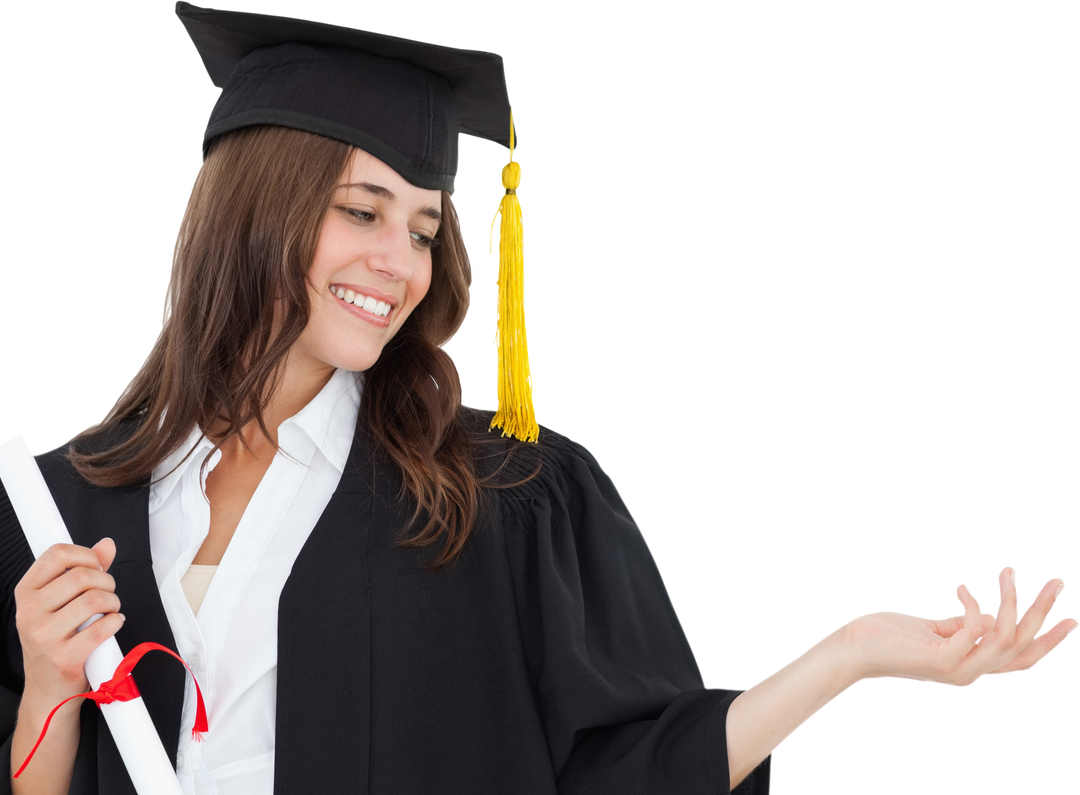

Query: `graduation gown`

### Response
(0, 410, 770, 794)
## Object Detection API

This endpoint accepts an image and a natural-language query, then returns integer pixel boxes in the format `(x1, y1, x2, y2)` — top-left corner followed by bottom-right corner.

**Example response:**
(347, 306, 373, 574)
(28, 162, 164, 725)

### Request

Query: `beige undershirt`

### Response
(180, 564, 219, 616)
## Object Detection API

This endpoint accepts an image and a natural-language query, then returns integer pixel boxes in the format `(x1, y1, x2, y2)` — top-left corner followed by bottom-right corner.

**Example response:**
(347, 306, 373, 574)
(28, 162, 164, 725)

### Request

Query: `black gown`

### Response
(0, 409, 770, 794)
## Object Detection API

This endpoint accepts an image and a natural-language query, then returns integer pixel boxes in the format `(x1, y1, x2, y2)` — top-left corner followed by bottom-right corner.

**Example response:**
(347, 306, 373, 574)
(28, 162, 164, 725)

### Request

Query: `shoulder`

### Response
(459, 407, 606, 486)
(457, 407, 596, 465)
(456, 410, 648, 592)
(34, 418, 144, 483)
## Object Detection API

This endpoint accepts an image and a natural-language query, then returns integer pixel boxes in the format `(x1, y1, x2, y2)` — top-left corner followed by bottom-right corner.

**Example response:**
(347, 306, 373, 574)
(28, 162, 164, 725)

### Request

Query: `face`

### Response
(290, 149, 441, 381)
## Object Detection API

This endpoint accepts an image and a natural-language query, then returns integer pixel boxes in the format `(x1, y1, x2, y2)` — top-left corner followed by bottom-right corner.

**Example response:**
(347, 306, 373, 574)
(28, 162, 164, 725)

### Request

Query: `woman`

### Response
(4, 4, 1075, 795)
(7, 7, 760, 791)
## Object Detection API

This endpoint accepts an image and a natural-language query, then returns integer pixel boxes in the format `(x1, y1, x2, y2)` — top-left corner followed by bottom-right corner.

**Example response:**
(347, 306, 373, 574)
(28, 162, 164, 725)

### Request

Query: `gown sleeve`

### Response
(0, 477, 34, 793)
(494, 430, 770, 795)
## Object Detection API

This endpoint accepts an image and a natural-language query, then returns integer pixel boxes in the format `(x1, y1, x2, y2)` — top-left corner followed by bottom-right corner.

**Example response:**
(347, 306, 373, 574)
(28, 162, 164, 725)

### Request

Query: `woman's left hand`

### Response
(845, 568, 1077, 685)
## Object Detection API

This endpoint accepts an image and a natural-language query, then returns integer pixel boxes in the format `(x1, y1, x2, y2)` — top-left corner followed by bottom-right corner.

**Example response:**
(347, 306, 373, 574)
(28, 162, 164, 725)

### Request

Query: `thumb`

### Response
(92, 537, 117, 573)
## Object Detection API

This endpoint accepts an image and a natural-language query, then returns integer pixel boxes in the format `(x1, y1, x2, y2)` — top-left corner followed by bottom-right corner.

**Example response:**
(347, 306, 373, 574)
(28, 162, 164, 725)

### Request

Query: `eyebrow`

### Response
(340, 182, 442, 222)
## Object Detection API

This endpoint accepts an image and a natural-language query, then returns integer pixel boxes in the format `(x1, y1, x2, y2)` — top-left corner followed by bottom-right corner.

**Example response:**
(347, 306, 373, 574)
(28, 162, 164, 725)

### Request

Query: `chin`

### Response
(329, 354, 381, 374)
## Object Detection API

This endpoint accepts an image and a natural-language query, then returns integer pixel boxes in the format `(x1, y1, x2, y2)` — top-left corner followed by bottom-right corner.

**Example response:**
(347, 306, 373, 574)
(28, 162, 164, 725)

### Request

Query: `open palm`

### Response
(842, 566, 1080, 691)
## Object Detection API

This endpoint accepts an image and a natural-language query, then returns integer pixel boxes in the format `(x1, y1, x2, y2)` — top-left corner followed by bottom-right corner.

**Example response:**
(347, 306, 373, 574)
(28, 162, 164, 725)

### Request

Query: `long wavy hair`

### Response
(70, 125, 482, 567)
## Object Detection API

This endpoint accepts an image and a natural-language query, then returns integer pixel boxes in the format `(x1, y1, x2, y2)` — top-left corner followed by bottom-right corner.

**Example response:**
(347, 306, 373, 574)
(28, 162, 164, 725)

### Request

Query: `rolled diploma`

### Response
(0, 436, 185, 795)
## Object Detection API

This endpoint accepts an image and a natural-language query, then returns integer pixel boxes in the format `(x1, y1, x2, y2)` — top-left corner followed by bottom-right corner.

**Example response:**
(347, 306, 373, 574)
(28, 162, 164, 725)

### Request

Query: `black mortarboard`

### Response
(176, 2, 515, 192)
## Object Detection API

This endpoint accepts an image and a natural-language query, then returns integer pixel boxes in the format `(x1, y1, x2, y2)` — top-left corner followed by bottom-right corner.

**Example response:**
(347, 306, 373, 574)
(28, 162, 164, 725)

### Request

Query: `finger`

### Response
(34, 567, 117, 617)
(954, 578, 993, 635)
(68, 611, 126, 662)
(976, 566, 1058, 678)
(992, 567, 1018, 641)
(959, 578, 984, 613)
(961, 568, 1020, 669)
(15, 544, 104, 593)
(945, 585, 1009, 682)
(950, 578, 1015, 682)
(92, 538, 116, 573)
(930, 613, 995, 639)
(53, 588, 123, 639)
(989, 613, 1080, 674)
(950, 587, 989, 656)
(1010, 578, 1071, 656)
(1018, 578, 1061, 633)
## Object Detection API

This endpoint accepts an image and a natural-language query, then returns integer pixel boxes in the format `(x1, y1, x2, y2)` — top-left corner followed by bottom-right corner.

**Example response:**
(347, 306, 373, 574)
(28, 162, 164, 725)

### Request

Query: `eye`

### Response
(336, 208, 438, 248)
(412, 230, 438, 248)
(341, 206, 375, 222)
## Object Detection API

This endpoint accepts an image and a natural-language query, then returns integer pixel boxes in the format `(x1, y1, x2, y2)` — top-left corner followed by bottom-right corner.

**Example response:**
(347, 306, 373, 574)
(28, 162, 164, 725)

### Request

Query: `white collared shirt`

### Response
(148, 369, 361, 795)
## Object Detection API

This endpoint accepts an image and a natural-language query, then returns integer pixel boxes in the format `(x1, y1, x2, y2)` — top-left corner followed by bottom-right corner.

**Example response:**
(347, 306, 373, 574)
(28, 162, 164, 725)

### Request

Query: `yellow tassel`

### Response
(489, 114, 539, 442)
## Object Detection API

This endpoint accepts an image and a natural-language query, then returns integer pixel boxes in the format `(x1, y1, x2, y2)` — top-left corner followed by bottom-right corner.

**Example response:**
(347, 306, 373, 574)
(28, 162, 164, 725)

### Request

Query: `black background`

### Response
(4, 3, 1075, 790)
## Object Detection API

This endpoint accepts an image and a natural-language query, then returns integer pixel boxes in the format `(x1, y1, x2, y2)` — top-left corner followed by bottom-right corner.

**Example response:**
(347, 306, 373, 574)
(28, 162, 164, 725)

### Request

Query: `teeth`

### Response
(330, 286, 392, 318)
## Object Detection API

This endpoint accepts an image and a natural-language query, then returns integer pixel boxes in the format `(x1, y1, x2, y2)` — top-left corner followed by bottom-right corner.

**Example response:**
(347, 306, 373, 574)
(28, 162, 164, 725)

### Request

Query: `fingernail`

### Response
(1010, 568, 1016, 586)
(1067, 623, 1077, 636)
(1055, 583, 1065, 599)
(119, 613, 126, 622)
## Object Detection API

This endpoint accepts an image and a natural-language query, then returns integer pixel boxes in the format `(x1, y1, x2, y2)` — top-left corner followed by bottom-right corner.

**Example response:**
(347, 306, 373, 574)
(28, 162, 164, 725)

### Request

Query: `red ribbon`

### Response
(14, 641, 208, 779)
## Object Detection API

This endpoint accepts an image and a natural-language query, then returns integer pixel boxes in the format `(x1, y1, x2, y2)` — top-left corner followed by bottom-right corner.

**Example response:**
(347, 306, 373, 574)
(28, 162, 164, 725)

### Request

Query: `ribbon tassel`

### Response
(15, 642, 208, 779)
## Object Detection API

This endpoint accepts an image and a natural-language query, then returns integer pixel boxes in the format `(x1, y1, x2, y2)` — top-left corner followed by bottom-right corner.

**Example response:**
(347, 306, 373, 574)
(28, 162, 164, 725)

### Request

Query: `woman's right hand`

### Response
(13, 539, 125, 705)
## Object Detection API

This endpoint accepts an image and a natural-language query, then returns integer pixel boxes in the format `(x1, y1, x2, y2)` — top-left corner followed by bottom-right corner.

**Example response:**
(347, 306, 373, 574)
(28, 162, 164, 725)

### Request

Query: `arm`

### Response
(721, 566, 1075, 790)
(725, 628, 853, 788)
(10, 695, 82, 795)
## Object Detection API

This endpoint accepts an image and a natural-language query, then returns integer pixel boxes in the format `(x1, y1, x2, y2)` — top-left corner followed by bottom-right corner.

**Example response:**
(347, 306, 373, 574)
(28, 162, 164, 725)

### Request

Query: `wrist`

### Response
(725, 623, 866, 784)
(816, 623, 867, 690)
(17, 684, 84, 731)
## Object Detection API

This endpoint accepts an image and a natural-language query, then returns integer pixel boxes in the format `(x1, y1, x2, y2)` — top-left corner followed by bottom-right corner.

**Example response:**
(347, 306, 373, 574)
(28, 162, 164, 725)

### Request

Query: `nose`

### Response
(365, 223, 416, 282)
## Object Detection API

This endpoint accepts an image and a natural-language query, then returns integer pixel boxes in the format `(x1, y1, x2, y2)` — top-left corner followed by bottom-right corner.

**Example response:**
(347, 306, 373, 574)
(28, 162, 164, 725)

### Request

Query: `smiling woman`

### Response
(0, 3, 790, 790)
(59, 122, 544, 570)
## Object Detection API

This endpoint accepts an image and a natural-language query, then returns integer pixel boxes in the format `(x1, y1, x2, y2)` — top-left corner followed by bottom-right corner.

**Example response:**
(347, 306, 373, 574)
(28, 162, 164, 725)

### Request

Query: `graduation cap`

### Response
(176, 2, 537, 441)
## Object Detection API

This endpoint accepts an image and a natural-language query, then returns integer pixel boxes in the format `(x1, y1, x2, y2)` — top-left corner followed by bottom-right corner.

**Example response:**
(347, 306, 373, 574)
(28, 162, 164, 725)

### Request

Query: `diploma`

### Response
(0, 436, 187, 795)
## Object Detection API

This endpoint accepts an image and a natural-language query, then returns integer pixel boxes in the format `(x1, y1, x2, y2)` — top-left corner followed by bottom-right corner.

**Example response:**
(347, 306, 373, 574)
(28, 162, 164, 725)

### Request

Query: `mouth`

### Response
(332, 285, 397, 326)
(329, 285, 393, 319)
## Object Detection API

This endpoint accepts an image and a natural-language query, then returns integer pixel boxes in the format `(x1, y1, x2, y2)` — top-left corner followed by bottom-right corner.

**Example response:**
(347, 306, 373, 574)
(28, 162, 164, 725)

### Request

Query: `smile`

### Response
(331, 286, 392, 318)
(332, 285, 397, 326)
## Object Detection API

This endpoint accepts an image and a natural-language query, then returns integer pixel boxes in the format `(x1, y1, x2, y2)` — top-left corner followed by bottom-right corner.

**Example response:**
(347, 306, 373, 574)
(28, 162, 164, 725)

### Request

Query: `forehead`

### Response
(340, 149, 442, 209)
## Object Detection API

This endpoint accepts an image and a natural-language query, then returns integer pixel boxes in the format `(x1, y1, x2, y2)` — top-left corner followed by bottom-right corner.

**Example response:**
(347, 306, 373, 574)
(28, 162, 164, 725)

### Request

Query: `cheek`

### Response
(391, 262, 433, 332)
(416, 261, 434, 298)
(414, 278, 432, 309)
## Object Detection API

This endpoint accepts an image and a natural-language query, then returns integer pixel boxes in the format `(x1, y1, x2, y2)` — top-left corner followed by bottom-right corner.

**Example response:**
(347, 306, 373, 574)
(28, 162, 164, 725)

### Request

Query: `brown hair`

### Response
(70, 125, 482, 566)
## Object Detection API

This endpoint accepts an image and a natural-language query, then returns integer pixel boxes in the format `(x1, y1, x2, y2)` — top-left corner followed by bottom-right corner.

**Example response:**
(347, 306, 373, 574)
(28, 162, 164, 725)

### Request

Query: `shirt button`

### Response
(177, 752, 184, 770)
(187, 653, 200, 672)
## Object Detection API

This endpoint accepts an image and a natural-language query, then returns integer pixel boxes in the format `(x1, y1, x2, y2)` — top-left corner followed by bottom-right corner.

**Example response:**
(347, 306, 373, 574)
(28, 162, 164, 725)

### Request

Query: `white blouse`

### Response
(148, 369, 361, 795)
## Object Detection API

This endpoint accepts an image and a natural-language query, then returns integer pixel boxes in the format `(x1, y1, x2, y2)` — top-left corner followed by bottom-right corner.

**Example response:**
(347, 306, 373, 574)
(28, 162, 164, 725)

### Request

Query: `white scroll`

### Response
(0, 436, 185, 795)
